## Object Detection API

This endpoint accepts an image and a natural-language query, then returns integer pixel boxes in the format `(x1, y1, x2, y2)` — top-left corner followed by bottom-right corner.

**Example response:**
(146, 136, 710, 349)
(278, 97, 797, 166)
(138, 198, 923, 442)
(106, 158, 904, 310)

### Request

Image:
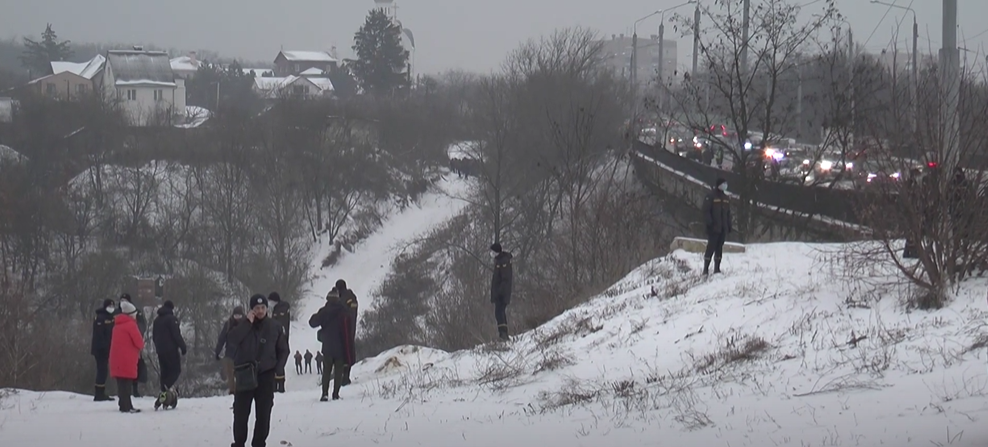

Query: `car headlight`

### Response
(744, 141, 753, 151)
(890, 172, 901, 179)
(820, 160, 833, 170)
(845, 162, 853, 169)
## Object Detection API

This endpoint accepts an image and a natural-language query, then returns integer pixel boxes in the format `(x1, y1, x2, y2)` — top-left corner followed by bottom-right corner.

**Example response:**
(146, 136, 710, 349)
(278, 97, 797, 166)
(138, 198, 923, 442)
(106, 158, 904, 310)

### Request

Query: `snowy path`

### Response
(285, 177, 470, 389)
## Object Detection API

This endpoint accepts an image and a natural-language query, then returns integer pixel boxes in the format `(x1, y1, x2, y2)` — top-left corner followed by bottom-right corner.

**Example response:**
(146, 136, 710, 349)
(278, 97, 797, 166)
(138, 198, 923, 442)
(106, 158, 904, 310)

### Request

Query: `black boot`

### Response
(94, 385, 114, 402)
(497, 325, 509, 341)
(703, 257, 711, 275)
(714, 257, 722, 274)
(132, 382, 141, 398)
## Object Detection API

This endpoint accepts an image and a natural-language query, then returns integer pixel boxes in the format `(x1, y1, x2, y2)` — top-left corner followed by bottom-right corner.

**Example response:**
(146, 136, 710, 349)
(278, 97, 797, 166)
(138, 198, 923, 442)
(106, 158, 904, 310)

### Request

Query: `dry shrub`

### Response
(693, 333, 770, 373)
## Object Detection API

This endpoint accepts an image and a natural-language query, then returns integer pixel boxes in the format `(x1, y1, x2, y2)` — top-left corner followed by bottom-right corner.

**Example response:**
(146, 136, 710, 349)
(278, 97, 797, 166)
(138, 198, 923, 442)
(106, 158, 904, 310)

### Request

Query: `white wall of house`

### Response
(115, 84, 178, 125)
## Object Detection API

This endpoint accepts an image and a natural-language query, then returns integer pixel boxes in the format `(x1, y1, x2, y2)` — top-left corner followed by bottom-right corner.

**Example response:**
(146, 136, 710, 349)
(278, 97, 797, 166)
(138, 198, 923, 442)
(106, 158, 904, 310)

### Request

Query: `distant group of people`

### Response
(293, 349, 321, 374)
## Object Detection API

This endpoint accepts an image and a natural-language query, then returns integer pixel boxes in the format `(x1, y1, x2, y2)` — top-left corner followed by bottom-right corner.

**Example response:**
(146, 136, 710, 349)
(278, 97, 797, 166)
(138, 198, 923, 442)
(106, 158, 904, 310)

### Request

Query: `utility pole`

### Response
(942, 0, 960, 171)
(796, 61, 803, 140)
(659, 21, 665, 113)
(911, 17, 918, 135)
(741, 0, 750, 69)
(692, 3, 700, 75)
(630, 33, 638, 92)
(848, 27, 855, 150)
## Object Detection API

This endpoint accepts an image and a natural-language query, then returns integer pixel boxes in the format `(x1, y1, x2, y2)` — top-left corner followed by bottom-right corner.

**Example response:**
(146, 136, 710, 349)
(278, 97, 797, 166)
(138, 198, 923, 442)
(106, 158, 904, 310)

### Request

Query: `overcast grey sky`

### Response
(2, 0, 987, 74)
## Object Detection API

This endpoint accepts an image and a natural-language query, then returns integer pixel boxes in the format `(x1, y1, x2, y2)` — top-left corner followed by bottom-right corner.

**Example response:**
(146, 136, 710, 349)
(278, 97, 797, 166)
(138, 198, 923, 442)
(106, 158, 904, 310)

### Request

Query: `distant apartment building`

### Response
(598, 34, 678, 87)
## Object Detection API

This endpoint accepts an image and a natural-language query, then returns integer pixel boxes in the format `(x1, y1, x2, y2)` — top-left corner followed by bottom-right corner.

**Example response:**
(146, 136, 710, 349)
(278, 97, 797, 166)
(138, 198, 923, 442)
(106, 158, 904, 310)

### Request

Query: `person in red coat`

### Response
(110, 301, 145, 413)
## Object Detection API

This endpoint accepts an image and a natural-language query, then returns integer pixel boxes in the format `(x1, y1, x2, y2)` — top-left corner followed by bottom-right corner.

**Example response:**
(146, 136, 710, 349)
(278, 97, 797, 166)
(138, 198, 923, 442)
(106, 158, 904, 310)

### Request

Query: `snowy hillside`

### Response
(4, 240, 988, 446)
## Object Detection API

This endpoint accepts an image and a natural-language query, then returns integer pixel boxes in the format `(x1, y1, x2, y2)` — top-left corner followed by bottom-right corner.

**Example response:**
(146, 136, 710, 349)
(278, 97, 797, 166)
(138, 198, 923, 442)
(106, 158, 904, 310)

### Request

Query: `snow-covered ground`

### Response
(4, 236, 988, 444)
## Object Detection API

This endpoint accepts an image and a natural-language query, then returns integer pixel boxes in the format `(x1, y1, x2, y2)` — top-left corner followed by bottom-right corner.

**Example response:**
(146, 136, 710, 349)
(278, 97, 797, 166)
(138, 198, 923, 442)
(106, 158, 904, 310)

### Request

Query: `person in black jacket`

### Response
(303, 350, 313, 374)
(229, 294, 289, 447)
(335, 279, 358, 385)
(490, 243, 513, 341)
(118, 293, 147, 398)
(215, 306, 245, 395)
(91, 298, 116, 402)
(152, 300, 187, 393)
(701, 178, 732, 275)
(268, 292, 291, 393)
(314, 351, 323, 374)
(308, 288, 355, 401)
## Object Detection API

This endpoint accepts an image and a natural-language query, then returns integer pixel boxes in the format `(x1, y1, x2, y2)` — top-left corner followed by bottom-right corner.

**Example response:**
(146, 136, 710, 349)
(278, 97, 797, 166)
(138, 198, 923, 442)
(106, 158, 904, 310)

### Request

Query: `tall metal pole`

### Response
(658, 22, 665, 113)
(848, 27, 855, 150)
(942, 0, 959, 170)
(692, 4, 700, 75)
(631, 31, 638, 91)
(796, 61, 803, 139)
(911, 17, 918, 134)
(741, 0, 750, 69)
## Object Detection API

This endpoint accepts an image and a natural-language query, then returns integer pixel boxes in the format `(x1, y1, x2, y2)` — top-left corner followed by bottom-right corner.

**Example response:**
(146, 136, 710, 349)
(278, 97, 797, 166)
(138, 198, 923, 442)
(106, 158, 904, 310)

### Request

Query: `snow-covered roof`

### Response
(169, 56, 201, 72)
(308, 77, 335, 92)
(107, 50, 175, 87)
(299, 67, 325, 76)
(253, 75, 333, 98)
(0, 145, 27, 164)
(276, 51, 337, 63)
(242, 68, 274, 77)
(50, 54, 104, 80)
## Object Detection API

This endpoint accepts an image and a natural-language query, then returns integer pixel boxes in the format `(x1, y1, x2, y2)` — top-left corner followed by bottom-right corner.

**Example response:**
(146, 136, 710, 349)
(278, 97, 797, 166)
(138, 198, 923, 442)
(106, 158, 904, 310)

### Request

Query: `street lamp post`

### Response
(632, 10, 662, 94)
(657, 1, 696, 112)
(870, 0, 918, 135)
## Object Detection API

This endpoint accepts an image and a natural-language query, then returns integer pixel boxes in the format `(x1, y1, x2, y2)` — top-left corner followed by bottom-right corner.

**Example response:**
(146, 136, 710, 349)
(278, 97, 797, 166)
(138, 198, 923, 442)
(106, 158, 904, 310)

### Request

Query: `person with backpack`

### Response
(91, 298, 116, 402)
(228, 294, 289, 447)
(308, 288, 355, 401)
(268, 292, 291, 393)
(152, 300, 187, 395)
(214, 306, 245, 395)
(110, 300, 145, 413)
(701, 178, 732, 275)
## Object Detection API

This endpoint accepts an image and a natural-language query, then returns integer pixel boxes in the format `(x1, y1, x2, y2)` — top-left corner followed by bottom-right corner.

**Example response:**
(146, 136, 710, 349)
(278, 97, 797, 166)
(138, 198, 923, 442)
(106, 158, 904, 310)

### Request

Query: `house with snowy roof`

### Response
(19, 54, 105, 100)
(98, 47, 186, 126)
(170, 52, 202, 79)
(273, 50, 338, 77)
(252, 74, 334, 100)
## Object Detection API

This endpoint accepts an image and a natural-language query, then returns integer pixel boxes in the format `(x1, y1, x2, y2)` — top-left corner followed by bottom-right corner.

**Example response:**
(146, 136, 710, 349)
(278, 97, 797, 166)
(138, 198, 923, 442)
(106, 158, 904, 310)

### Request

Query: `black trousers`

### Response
(295, 361, 302, 374)
(116, 378, 135, 411)
(158, 350, 182, 391)
(94, 354, 109, 386)
(233, 369, 276, 447)
(304, 360, 311, 374)
(316, 360, 323, 374)
(704, 231, 727, 262)
(494, 300, 508, 331)
(321, 356, 345, 398)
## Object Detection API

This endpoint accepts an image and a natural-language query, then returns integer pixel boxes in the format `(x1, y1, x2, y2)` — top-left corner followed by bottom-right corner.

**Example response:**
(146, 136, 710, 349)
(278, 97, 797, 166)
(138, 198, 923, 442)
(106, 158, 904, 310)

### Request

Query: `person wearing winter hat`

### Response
(110, 300, 145, 413)
(152, 300, 187, 395)
(118, 293, 147, 398)
(489, 242, 514, 341)
(701, 177, 732, 275)
(91, 298, 117, 402)
(215, 306, 245, 395)
(267, 291, 291, 393)
(308, 287, 355, 401)
(229, 294, 289, 447)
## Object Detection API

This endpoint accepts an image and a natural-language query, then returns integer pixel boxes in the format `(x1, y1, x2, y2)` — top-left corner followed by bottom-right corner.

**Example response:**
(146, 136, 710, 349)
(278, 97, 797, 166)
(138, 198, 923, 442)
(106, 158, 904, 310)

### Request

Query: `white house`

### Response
(169, 52, 202, 79)
(252, 74, 334, 100)
(99, 48, 185, 126)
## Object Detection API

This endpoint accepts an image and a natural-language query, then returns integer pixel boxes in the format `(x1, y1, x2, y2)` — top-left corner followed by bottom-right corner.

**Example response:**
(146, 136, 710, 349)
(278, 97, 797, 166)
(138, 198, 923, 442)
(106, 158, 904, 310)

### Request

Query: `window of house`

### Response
(46, 83, 56, 95)
(76, 84, 87, 94)
(153, 89, 163, 101)
(295, 63, 300, 73)
(126, 89, 137, 101)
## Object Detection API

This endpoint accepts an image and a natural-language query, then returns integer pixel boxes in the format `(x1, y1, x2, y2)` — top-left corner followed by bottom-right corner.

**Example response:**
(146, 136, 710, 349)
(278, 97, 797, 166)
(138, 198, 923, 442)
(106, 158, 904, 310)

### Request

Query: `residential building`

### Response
(99, 47, 185, 126)
(273, 50, 338, 76)
(252, 74, 334, 100)
(19, 54, 104, 100)
(598, 34, 678, 87)
(170, 52, 202, 79)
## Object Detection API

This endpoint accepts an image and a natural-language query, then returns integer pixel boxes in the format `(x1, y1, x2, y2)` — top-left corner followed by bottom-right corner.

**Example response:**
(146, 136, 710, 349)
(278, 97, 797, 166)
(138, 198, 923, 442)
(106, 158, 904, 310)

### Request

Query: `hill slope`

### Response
(3, 243, 988, 447)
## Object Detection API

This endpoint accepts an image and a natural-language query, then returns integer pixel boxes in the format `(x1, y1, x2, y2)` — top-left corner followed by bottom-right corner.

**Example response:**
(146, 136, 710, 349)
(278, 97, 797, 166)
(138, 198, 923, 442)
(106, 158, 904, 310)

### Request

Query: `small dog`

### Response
(154, 388, 179, 410)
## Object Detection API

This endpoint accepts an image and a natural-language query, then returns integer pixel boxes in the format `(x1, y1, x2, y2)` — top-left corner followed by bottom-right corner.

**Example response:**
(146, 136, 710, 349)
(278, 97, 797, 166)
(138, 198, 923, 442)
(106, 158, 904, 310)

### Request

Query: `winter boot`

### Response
(702, 257, 711, 275)
(714, 257, 722, 274)
(332, 393, 340, 400)
(497, 325, 509, 341)
(320, 395, 329, 402)
(94, 385, 114, 402)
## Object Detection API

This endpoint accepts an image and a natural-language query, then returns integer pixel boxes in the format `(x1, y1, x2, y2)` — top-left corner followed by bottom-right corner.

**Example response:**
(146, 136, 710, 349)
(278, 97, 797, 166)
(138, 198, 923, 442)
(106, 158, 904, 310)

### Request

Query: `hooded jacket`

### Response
(152, 306, 188, 355)
(227, 314, 289, 374)
(308, 291, 355, 364)
(91, 308, 115, 357)
(490, 251, 513, 304)
(702, 187, 732, 235)
(109, 314, 145, 379)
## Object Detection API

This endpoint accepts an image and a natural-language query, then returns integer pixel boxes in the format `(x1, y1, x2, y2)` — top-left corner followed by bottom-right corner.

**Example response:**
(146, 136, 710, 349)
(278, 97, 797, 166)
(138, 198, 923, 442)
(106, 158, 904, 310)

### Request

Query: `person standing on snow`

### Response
(110, 300, 145, 413)
(303, 350, 313, 374)
(214, 306, 245, 395)
(268, 292, 291, 393)
(335, 279, 358, 385)
(314, 351, 324, 375)
(490, 243, 513, 341)
(293, 351, 303, 375)
(91, 298, 116, 402)
(152, 300, 187, 394)
(701, 178, 732, 275)
(309, 288, 355, 401)
(118, 293, 147, 398)
(229, 294, 289, 447)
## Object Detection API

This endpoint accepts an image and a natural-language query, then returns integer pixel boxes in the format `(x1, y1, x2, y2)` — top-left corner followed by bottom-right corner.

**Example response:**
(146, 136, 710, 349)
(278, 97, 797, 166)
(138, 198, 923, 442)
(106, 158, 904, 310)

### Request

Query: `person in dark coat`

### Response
(293, 351, 303, 374)
(303, 350, 313, 374)
(118, 293, 147, 398)
(214, 306, 245, 395)
(308, 288, 355, 401)
(268, 292, 291, 393)
(229, 294, 289, 447)
(335, 279, 358, 385)
(91, 298, 116, 402)
(314, 351, 323, 374)
(490, 243, 514, 341)
(701, 178, 732, 275)
(152, 300, 187, 393)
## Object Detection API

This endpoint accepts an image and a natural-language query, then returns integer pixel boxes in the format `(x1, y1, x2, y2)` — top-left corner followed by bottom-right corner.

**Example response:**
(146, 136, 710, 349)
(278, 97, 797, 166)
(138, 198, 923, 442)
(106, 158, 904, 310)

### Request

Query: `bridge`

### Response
(630, 140, 867, 242)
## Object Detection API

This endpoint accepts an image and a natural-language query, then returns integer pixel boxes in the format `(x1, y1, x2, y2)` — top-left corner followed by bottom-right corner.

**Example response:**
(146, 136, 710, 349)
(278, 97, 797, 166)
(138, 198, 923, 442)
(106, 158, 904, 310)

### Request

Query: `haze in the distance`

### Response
(1, 0, 986, 74)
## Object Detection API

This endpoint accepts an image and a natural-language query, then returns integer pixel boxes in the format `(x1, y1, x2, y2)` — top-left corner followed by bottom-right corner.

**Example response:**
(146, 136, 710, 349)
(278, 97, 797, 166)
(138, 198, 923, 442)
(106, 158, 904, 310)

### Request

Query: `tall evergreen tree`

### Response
(350, 9, 410, 95)
(20, 24, 73, 76)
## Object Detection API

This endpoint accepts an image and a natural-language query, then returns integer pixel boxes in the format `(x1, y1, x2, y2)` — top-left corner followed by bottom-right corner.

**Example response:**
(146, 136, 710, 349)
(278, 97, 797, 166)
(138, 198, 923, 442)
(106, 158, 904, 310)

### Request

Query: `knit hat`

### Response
(162, 300, 175, 310)
(335, 279, 347, 291)
(490, 243, 502, 253)
(249, 294, 268, 309)
(268, 292, 280, 302)
(232, 306, 245, 316)
(120, 293, 132, 302)
(102, 299, 115, 309)
(120, 301, 138, 316)
(326, 288, 340, 301)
